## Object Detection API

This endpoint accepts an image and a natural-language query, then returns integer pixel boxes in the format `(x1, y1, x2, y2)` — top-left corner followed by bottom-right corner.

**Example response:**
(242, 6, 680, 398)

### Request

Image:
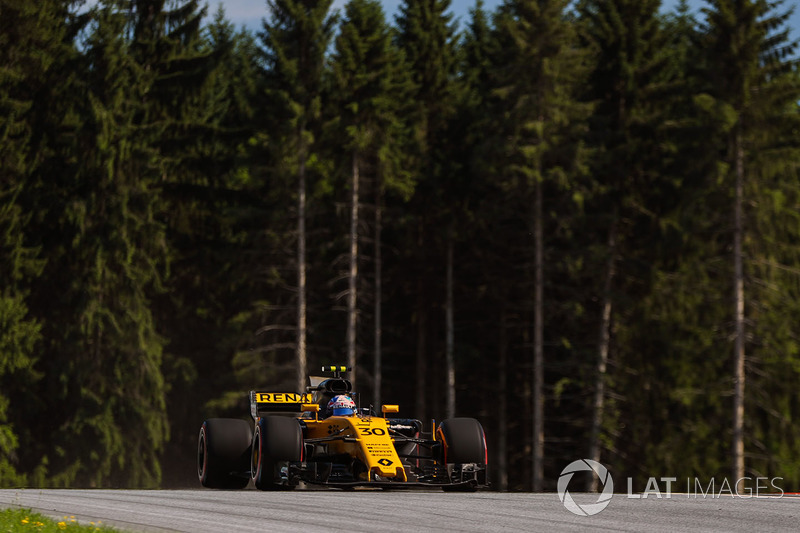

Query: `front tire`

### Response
(251, 416, 303, 490)
(437, 418, 488, 491)
(437, 418, 487, 465)
(198, 418, 252, 489)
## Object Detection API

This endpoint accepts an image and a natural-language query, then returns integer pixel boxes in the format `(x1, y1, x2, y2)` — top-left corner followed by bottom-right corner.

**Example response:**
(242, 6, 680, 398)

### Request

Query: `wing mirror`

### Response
(381, 405, 399, 416)
(302, 403, 320, 420)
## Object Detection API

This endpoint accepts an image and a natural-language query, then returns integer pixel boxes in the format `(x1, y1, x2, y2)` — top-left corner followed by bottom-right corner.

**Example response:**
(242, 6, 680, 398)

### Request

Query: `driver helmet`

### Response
(327, 395, 356, 416)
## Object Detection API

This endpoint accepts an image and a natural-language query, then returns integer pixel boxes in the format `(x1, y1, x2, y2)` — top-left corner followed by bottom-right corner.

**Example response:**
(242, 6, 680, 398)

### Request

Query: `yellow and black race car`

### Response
(197, 366, 488, 491)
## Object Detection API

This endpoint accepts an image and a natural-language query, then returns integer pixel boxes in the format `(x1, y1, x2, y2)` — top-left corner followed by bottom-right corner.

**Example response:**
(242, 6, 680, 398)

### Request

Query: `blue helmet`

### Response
(327, 395, 356, 416)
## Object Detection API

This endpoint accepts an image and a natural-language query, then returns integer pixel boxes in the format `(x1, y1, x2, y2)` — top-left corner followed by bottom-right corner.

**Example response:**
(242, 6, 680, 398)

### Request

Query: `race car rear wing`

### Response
(249, 391, 315, 418)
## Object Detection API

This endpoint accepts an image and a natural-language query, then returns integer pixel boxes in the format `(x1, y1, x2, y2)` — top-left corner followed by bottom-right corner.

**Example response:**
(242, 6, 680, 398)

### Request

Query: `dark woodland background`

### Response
(3, 0, 800, 491)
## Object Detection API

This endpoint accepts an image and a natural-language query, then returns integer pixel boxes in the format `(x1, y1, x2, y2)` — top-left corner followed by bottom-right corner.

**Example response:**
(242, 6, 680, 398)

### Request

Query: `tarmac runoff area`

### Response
(1, 488, 799, 532)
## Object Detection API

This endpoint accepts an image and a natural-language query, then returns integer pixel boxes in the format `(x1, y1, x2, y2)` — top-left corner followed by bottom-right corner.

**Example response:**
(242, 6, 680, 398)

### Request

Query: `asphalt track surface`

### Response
(1, 489, 798, 532)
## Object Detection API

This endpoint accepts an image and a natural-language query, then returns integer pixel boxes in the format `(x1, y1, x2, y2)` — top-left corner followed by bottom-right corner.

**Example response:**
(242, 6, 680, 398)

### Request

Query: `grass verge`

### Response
(0, 508, 118, 532)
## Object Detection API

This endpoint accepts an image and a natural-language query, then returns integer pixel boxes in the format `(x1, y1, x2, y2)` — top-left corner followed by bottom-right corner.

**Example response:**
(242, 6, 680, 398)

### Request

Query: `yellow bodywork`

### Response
(303, 414, 407, 481)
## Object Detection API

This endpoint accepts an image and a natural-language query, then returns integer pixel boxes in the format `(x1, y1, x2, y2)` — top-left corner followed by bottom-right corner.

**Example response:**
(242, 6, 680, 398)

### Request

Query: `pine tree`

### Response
(457, 0, 502, 487)
(0, 0, 43, 472)
(155, 6, 262, 486)
(491, 0, 589, 493)
(0, 0, 82, 486)
(328, 0, 412, 392)
(697, 0, 800, 484)
(40, 0, 169, 487)
(577, 0, 677, 488)
(260, 0, 335, 392)
(437, 0, 496, 425)
(395, 0, 458, 422)
(15, 0, 171, 487)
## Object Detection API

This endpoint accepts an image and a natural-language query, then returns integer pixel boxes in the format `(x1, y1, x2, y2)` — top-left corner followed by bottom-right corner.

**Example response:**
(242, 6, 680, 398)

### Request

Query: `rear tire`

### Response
(251, 416, 303, 490)
(198, 418, 252, 489)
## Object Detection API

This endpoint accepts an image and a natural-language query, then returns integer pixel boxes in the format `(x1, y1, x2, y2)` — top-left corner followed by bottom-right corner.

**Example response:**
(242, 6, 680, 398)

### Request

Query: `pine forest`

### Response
(2, 0, 800, 491)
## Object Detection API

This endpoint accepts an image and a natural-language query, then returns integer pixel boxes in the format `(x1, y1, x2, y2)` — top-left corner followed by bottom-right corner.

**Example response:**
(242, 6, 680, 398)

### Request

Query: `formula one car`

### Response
(197, 366, 488, 490)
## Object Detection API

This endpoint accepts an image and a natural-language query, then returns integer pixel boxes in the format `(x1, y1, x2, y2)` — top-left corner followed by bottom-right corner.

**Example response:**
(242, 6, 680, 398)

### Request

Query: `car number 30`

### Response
(360, 427, 386, 436)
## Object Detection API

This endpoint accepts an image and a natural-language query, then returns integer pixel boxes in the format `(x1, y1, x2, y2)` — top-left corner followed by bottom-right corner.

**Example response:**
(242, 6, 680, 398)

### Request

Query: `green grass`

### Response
(0, 508, 118, 532)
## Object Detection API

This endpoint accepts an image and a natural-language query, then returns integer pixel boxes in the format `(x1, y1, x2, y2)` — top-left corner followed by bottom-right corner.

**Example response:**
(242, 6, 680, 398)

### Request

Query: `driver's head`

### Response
(327, 394, 356, 416)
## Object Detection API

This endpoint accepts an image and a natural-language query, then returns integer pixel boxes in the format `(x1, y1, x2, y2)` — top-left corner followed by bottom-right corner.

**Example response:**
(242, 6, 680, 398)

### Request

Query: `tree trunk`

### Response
(416, 219, 427, 422)
(445, 231, 455, 420)
(522, 324, 532, 490)
(532, 177, 544, 492)
(588, 220, 617, 491)
(733, 127, 746, 485)
(374, 173, 383, 408)
(347, 151, 359, 387)
(296, 138, 307, 393)
(498, 308, 508, 491)
(416, 298, 427, 421)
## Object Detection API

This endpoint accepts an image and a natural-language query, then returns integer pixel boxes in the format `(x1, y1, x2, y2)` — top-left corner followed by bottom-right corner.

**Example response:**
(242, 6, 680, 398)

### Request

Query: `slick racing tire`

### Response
(198, 418, 252, 489)
(437, 418, 488, 465)
(251, 416, 303, 491)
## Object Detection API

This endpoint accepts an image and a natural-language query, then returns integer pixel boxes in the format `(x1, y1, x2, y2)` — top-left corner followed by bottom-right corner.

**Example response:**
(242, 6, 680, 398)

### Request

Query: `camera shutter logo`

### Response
(557, 459, 614, 516)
